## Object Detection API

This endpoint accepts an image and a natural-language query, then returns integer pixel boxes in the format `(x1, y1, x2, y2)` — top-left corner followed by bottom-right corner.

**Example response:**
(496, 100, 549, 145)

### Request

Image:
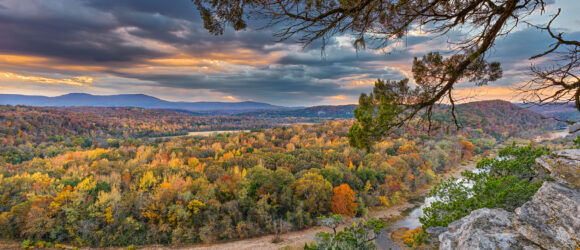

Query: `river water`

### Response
(375, 164, 481, 249)
(149, 130, 250, 140)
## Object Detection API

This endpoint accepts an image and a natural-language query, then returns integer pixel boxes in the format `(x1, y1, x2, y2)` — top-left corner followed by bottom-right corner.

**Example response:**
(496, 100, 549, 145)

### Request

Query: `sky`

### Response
(0, 0, 579, 106)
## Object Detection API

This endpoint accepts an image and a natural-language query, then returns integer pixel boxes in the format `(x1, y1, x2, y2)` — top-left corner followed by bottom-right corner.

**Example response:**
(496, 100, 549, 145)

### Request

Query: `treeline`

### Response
(0, 105, 312, 164)
(239, 100, 563, 141)
(0, 121, 491, 247)
(431, 100, 563, 139)
(0, 101, 561, 165)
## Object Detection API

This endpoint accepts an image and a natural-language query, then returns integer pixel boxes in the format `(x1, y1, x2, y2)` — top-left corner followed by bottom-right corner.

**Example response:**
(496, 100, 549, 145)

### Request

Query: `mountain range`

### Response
(1, 93, 577, 123)
(0, 93, 286, 113)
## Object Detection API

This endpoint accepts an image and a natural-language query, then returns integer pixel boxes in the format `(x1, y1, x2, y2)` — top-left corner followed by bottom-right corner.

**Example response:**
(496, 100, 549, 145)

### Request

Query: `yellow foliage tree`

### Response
(77, 176, 96, 192)
(187, 199, 206, 214)
(105, 207, 114, 224)
(139, 171, 157, 190)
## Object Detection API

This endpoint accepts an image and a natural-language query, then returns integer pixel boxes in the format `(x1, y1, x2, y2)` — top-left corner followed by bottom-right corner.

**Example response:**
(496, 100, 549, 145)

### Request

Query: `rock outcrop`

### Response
(438, 208, 541, 249)
(431, 149, 580, 250)
(536, 149, 580, 189)
(515, 182, 580, 249)
(570, 123, 580, 138)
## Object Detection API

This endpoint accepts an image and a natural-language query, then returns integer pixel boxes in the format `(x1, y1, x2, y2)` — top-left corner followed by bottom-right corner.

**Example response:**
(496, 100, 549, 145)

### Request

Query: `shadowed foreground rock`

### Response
(430, 149, 580, 250)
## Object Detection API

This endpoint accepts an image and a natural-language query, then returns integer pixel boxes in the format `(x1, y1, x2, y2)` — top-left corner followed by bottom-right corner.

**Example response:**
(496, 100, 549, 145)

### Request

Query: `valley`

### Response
(3, 1, 580, 248)
(0, 99, 575, 249)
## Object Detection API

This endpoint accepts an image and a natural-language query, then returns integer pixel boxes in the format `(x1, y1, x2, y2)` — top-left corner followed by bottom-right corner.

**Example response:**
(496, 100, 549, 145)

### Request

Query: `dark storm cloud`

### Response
(489, 28, 573, 61)
(109, 69, 348, 103)
(3, 0, 576, 105)
(86, 0, 199, 20)
(0, 1, 168, 64)
(0, 0, 381, 104)
(104, 57, 407, 104)
(277, 49, 411, 67)
(86, 0, 291, 55)
(0, 0, 282, 65)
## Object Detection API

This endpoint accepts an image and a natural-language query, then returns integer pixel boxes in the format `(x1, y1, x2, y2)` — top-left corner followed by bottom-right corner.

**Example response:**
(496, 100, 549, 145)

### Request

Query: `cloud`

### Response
(0, 71, 94, 86)
(223, 95, 240, 102)
(329, 95, 348, 100)
(0, 0, 578, 105)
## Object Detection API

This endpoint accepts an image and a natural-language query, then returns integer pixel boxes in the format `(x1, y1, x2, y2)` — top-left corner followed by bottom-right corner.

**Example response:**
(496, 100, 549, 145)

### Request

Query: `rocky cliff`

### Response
(570, 123, 580, 139)
(428, 149, 580, 250)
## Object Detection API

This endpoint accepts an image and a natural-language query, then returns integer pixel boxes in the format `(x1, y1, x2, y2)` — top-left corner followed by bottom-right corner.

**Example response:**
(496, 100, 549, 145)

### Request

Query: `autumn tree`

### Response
(460, 140, 475, 160)
(0, 111, 532, 246)
(331, 184, 357, 217)
(292, 173, 333, 214)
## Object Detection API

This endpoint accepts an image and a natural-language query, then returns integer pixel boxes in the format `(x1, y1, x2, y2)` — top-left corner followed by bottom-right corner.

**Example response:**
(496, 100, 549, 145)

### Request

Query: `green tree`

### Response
(308, 217, 386, 250)
(420, 144, 549, 228)
(292, 173, 333, 214)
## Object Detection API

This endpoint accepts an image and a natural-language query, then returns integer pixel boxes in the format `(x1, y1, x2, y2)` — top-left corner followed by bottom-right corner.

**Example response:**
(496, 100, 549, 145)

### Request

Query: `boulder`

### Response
(535, 149, 580, 188)
(434, 149, 580, 249)
(515, 182, 580, 249)
(570, 123, 580, 138)
(438, 208, 539, 250)
(425, 226, 448, 245)
(437, 182, 579, 250)
(569, 123, 580, 134)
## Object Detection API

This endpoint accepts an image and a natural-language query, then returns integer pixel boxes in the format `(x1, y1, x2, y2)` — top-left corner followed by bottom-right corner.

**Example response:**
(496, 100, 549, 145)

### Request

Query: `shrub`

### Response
(421, 144, 548, 228)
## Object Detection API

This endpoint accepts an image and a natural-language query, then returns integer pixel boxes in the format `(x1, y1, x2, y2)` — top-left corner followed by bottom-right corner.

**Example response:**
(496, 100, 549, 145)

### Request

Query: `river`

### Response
(150, 129, 570, 249)
(149, 130, 250, 140)
(375, 162, 478, 250)
(376, 128, 570, 249)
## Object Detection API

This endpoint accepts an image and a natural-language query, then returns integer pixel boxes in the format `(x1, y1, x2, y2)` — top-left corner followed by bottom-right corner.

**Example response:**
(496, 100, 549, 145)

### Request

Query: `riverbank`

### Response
(374, 161, 477, 250)
(186, 160, 477, 250)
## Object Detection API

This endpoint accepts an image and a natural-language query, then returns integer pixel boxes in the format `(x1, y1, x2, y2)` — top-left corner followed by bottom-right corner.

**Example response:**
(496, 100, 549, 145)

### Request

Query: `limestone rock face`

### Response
(515, 182, 580, 249)
(434, 149, 580, 250)
(570, 123, 580, 135)
(437, 182, 579, 250)
(438, 208, 539, 250)
(536, 149, 580, 188)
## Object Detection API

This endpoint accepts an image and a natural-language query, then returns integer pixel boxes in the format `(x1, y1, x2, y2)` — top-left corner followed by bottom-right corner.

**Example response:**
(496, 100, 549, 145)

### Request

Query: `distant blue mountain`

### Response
(0, 93, 286, 112)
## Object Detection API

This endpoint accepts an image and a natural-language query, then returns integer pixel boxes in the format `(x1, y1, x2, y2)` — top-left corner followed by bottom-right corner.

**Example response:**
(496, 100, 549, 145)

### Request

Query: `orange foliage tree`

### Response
(460, 140, 475, 160)
(331, 184, 357, 216)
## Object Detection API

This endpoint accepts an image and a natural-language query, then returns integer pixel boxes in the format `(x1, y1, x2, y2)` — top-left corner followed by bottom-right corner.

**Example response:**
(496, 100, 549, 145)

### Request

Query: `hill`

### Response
(431, 100, 565, 139)
(0, 93, 285, 113)
(240, 100, 565, 139)
(517, 102, 580, 122)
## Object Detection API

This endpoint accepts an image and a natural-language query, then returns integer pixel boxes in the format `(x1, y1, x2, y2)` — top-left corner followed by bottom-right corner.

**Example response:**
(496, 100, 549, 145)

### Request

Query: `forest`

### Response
(0, 101, 562, 166)
(1, 0, 579, 248)
(0, 108, 501, 247)
(0, 103, 567, 248)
